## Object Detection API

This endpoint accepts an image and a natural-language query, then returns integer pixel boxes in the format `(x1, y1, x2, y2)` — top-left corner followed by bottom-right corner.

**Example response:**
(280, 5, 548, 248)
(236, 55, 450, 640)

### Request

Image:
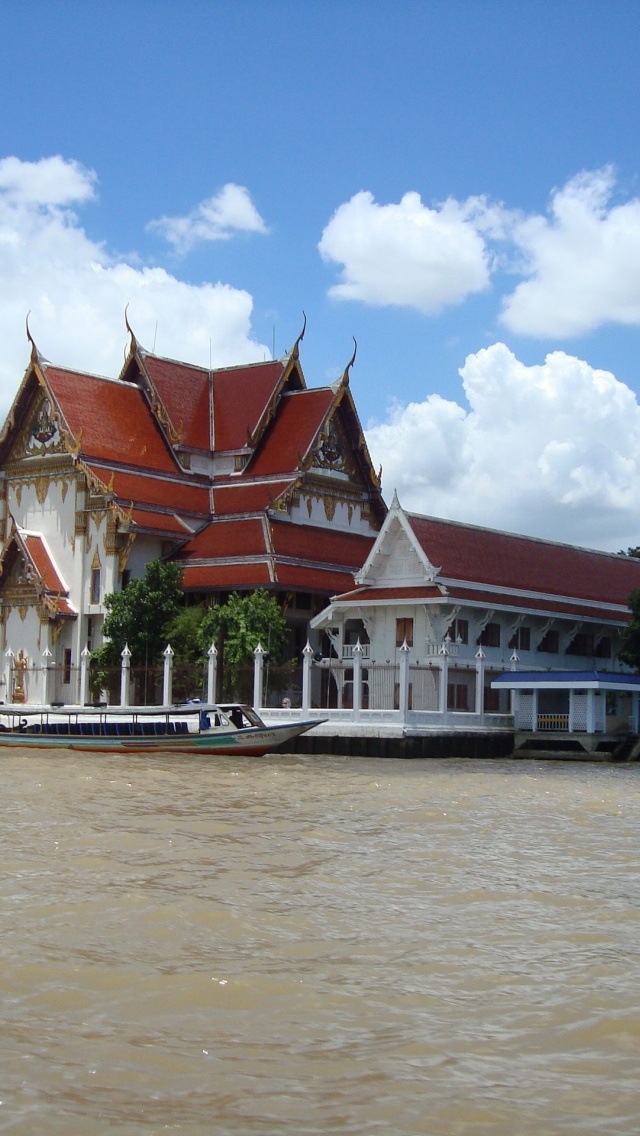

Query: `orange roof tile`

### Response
(331, 583, 628, 623)
(213, 361, 286, 451)
(407, 514, 640, 607)
(86, 466, 210, 516)
(46, 368, 179, 472)
(248, 389, 334, 476)
(179, 517, 268, 560)
(270, 520, 374, 568)
(131, 509, 195, 536)
(212, 479, 297, 515)
(182, 563, 273, 590)
(20, 533, 75, 617)
(275, 564, 360, 594)
(142, 356, 212, 451)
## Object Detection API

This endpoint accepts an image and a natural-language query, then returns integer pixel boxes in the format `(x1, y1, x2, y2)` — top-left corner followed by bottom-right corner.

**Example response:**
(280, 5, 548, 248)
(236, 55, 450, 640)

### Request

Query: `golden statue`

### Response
(12, 650, 27, 704)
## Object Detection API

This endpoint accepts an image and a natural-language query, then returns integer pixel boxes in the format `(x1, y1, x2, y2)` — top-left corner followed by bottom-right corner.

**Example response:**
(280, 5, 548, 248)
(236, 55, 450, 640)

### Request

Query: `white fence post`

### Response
(302, 641, 314, 711)
(398, 639, 410, 715)
(438, 641, 449, 714)
(79, 645, 91, 706)
(120, 644, 131, 707)
(253, 643, 265, 710)
(475, 647, 485, 719)
(352, 640, 363, 719)
(41, 647, 52, 705)
(207, 643, 218, 704)
(163, 644, 174, 706)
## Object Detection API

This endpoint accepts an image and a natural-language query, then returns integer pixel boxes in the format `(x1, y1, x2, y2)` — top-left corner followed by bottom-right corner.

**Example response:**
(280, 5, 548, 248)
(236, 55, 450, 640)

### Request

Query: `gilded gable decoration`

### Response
(313, 415, 354, 475)
(35, 477, 49, 505)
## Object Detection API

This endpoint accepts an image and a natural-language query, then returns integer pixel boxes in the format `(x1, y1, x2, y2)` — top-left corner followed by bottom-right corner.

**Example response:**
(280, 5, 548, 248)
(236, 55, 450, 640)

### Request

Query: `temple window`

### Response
(396, 618, 414, 647)
(450, 618, 469, 644)
(90, 568, 101, 605)
(509, 627, 530, 651)
(539, 629, 559, 653)
(478, 622, 500, 648)
(63, 648, 72, 685)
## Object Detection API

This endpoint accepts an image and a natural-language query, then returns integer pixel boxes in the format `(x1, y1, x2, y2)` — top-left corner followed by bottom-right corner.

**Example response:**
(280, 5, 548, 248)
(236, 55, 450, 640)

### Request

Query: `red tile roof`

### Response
(46, 368, 179, 472)
(274, 564, 362, 594)
(330, 583, 629, 624)
(213, 361, 287, 451)
(21, 533, 75, 617)
(248, 389, 334, 476)
(131, 509, 196, 536)
(407, 514, 640, 607)
(177, 517, 375, 598)
(182, 563, 273, 590)
(179, 517, 268, 560)
(269, 519, 373, 568)
(333, 585, 445, 604)
(142, 356, 211, 451)
(86, 466, 210, 516)
(212, 479, 297, 515)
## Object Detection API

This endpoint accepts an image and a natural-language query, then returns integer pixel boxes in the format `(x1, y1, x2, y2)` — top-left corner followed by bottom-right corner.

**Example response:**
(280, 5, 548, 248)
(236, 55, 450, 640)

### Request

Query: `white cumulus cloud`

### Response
(501, 167, 640, 337)
(147, 183, 268, 254)
(366, 343, 640, 551)
(319, 190, 494, 313)
(321, 171, 640, 340)
(0, 156, 269, 419)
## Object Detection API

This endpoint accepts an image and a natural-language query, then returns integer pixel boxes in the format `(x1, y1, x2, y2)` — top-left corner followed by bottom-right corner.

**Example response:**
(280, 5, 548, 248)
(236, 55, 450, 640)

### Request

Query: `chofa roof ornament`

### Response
(289, 311, 307, 360)
(25, 312, 48, 368)
(124, 304, 138, 359)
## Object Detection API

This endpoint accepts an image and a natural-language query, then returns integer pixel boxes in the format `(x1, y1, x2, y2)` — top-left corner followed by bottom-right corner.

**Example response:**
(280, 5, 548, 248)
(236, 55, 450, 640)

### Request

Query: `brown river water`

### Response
(1, 750, 639, 1136)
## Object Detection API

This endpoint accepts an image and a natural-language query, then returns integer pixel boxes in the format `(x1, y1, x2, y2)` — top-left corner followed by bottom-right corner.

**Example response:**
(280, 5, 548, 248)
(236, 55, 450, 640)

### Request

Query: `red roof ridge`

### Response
(407, 510, 628, 562)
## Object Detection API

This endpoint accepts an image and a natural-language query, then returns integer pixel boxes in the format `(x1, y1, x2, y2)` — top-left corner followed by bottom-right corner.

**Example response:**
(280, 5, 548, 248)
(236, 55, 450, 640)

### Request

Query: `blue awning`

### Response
(492, 670, 640, 692)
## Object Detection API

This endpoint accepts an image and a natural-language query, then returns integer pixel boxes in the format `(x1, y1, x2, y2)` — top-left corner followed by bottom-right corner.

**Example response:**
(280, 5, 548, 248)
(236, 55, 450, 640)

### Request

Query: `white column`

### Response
(120, 644, 131, 707)
(398, 639, 410, 715)
(475, 647, 486, 719)
(513, 688, 520, 729)
(352, 639, 363, 719)
(163, 644, 174, 707)
(438, 644, 449, 714)
(532, 688, 539, 732)
(253, 643, 265, 710)
(586, 688, 596, 734)
(302, 641, 314, 711)
(41, 647, 52, 705)
(207, 643, 218, 704)
(79, 646, 91, 706)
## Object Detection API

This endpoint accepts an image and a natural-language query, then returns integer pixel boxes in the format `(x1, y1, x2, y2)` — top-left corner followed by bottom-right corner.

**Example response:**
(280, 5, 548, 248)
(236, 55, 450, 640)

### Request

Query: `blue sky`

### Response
(2, 1, 640, 550)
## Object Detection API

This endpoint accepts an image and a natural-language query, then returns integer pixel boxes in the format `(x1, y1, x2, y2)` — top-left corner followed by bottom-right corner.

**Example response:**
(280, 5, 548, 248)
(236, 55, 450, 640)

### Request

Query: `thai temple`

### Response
(0, 318, 384, 704)
(2, 316, 640, 756)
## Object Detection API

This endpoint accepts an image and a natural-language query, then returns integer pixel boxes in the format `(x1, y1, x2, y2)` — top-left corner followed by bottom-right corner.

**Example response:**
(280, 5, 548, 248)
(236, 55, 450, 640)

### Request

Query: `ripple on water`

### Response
(1, 753, 640, 1134)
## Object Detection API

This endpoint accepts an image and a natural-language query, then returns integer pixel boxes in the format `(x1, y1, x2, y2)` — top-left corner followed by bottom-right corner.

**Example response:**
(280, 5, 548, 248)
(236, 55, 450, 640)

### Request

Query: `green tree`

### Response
(164, 604, 207, 701)
(91, 560, 184, 700)
(619, 589, 640, 671)
(199, 590, 289, 701)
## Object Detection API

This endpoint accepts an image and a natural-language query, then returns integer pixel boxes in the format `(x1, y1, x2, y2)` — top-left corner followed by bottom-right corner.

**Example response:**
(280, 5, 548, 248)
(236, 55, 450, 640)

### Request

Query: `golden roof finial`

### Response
(25, 311, 41, 367)
(342, 337, 357, 385)
(124, 304, 137, 358)
(290, 311, 306, 360)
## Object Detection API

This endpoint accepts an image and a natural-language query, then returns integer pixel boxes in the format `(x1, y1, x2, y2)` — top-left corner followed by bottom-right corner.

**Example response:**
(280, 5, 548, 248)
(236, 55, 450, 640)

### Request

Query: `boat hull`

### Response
(0, 718, 324, 756)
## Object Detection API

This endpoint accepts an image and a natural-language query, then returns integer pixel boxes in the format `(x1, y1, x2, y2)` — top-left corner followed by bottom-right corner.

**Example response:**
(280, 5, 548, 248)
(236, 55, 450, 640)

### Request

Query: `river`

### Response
(1, 750, 639, 1135)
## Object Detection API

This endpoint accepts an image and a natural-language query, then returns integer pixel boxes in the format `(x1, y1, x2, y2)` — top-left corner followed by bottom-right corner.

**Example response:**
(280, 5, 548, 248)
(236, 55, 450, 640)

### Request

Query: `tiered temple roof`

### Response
(0, 320, 385, 600)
